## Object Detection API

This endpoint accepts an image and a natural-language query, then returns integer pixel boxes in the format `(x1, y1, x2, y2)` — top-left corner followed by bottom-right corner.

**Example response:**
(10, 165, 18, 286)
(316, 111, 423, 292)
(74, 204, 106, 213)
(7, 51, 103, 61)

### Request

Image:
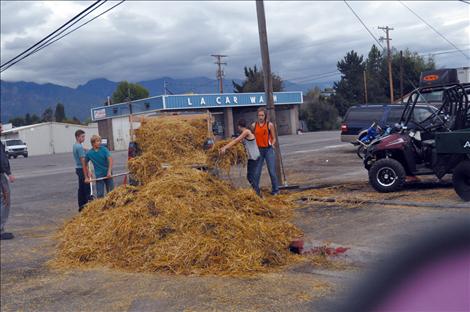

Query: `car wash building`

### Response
(90, 91, 303, 151)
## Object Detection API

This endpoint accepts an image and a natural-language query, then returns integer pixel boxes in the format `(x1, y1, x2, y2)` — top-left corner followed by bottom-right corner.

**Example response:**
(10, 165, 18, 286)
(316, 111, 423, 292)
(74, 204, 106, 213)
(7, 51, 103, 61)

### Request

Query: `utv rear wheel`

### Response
(369, 158, 406, 193)
(453, 160, 470, 202)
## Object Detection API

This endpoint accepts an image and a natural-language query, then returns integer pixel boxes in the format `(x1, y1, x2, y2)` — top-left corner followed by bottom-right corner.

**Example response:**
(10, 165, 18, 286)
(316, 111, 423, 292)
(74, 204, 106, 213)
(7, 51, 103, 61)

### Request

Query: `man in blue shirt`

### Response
(73, 129, 90, 212)
(85, 134, 114, 198)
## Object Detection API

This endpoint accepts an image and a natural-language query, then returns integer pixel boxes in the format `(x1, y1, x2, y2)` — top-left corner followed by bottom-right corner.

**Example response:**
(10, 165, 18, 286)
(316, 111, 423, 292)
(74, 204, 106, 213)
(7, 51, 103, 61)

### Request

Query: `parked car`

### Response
(2, 139, 28, 158)
(340, 104, 438, 144)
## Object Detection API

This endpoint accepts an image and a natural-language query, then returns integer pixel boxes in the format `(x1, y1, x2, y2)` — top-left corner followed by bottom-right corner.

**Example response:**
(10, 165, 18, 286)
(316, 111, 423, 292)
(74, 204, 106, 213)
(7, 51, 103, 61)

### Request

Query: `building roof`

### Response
(1, 122, 97, 135)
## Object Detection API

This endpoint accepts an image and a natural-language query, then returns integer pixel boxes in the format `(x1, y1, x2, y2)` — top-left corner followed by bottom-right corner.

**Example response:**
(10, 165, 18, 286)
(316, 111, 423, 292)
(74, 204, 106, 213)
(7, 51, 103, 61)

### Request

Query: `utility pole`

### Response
(256, 0, 284, 186)
(400, 50, 404, 104)
(363, 69, 368, 104)
(212, 54, 233, 137)
(211, 54, 227, 93)
(379, 26, 394, 103)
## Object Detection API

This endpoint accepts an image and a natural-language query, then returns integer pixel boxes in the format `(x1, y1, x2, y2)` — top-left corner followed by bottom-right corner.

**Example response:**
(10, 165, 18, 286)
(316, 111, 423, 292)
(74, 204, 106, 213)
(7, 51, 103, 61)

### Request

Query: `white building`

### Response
(1, 122, 99, 156)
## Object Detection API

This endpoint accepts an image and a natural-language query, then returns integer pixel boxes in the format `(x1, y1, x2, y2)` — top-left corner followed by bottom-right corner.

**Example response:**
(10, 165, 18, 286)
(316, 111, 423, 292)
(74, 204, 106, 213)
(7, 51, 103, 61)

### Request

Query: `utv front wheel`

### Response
(452, 160, 470, 202)
(369, 158, 406, 192)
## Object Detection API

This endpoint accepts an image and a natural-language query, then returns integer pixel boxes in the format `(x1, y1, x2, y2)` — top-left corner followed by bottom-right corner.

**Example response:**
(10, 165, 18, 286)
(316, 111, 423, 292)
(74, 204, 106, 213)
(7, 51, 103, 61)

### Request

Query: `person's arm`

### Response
(107, 156, 113, 178)
(220, 130, 249, 154)
(269, 122, 277, 147)
(81, 157, 90, 183)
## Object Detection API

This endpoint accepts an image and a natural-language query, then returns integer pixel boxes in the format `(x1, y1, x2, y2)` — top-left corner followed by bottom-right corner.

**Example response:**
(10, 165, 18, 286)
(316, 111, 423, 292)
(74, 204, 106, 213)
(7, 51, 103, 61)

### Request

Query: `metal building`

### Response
(91, 91, 303, 151)
(0, 122, 99, 156)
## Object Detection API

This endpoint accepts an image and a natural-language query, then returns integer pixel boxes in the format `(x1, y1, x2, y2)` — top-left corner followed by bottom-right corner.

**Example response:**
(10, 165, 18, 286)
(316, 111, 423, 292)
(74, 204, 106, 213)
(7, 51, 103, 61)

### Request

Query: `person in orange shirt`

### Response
(251, 107, 279, 195)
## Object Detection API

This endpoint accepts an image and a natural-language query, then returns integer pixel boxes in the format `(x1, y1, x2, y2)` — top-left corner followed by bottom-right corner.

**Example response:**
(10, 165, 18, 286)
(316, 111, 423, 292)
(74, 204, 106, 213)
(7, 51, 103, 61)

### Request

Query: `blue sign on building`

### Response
(91, 91, 303, 121)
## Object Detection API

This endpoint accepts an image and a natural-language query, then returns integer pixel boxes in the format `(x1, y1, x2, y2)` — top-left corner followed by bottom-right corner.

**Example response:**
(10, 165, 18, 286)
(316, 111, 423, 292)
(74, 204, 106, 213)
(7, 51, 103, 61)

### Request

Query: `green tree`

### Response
(54, 103, 66, 122)
(31, 114, 41, 124)
(25, 113, 32, 125)
(111, 81, 150, 104)
(8, 117, 25, 127)
(42, 107, 54, 122)
(233, 65, 284, 93)
(332, 50, 365, 116)
(387, 49, 435, 100)
(300, 87, 339, 131)
(365, 45, 388, 103)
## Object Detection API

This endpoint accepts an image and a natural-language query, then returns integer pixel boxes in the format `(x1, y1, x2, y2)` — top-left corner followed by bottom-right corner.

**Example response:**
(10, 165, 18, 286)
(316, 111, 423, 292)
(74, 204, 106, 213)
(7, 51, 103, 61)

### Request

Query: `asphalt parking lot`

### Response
(1, 131, 469, 311)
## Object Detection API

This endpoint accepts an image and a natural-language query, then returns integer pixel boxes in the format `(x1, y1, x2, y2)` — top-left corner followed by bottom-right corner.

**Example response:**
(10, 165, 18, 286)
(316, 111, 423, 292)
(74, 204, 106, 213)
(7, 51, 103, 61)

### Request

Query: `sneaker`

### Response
(271, 191, 280, 196)
(0, 232, 14, 240)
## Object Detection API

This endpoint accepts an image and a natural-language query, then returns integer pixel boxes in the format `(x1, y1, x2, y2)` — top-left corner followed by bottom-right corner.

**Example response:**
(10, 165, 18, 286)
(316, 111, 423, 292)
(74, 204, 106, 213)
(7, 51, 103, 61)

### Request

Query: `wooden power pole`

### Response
(379, 26, 394, 103)
(211, 54, 227, 93)
(256, 0, 284, 186)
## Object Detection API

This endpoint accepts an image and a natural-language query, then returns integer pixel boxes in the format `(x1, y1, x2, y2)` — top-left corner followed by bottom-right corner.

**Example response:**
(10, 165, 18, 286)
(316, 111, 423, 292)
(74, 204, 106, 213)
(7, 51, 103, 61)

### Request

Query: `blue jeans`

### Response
(96, 178, 114, 198)
(256, 146, 279, 194)
(76, 168, 91, 209)
(247, 159, 260, 195)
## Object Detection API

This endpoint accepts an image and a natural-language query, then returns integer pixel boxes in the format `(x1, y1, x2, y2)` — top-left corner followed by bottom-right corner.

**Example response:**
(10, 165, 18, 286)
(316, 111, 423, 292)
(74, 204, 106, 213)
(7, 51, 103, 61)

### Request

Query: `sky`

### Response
(1, 1, 469, 88)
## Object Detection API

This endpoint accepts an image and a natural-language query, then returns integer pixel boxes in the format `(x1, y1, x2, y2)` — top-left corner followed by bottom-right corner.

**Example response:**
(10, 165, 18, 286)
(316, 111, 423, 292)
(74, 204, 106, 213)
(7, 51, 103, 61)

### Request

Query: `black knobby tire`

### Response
(452, 160, 470, 202)
(369, 158, 406, 193)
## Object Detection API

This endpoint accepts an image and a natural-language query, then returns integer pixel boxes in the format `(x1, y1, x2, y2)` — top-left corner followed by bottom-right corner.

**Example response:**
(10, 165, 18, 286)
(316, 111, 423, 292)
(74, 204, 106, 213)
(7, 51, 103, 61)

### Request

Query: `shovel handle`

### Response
(89, 172, 129, 182)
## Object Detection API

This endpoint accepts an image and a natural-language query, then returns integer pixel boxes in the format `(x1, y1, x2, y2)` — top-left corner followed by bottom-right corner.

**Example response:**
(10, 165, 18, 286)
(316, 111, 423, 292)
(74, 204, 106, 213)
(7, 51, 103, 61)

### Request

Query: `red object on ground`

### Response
(289, 239, 304, 254)
(302, 245, 349, 256)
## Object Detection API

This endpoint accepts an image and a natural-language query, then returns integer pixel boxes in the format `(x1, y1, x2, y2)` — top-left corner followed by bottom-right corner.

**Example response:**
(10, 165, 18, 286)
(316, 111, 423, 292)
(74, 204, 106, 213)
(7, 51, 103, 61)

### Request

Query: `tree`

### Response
(42, 107, 54, 122)
(111, 81, 150, 104)
(387, 49, 435, 100)
(8, 117, 25, 127)
(233, 65, 284, 93)
(31, 114, 41, 124)
(54, 103, 66, 122)
(332, 50, 365, 116)
(365, 45, 388, 103)
(300, 87, 339, 131)
(25, 113, 32, 125)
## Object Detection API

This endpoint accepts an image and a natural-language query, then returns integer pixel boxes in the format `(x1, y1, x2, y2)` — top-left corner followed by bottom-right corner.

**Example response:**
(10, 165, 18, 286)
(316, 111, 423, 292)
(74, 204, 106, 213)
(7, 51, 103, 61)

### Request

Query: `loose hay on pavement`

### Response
(207, 139, 248, 174)
(53, 117, 302, 276)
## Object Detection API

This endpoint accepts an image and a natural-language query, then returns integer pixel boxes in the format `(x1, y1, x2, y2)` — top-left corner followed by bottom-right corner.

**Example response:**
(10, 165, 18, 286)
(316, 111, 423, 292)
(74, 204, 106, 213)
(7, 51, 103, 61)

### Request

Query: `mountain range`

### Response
(1, 77, 332, 123)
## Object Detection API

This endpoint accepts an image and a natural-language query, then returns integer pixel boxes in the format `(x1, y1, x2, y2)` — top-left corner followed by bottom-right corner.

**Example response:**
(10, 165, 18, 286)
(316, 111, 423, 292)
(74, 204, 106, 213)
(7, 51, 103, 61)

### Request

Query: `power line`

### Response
(399, 1, 470, 60)
(458, 0, 470, 5)
(290, 71, 340, 84)
(1, 1, 112, 73)
(343, 1, 384, 50)
(1, 0, 103, 69)
(30, 1, 125, 58)
(286, 70, 339, 82)
(1, 0, 126, 73)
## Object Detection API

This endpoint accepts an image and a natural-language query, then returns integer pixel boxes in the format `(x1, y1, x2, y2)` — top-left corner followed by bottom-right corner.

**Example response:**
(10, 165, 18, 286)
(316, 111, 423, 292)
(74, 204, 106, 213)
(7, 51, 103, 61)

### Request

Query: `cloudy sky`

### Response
(1, 1, 469, 87)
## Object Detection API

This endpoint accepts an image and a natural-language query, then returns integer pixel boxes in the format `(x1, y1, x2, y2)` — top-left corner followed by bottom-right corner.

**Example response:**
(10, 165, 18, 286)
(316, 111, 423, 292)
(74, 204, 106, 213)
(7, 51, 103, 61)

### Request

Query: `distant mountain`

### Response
(1, 77, 333, 123)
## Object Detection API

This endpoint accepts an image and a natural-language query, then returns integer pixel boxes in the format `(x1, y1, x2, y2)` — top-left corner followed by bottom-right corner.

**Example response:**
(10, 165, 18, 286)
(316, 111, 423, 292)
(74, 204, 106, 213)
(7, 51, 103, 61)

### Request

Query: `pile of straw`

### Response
(54, 117, 301, 275)
(207, 139, 248, 174)
(128, 117, 208, 183)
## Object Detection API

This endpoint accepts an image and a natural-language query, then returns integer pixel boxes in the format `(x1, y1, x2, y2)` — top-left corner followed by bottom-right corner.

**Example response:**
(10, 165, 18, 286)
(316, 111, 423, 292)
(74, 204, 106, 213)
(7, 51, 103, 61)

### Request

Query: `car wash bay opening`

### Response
(91, 91, 303, 150)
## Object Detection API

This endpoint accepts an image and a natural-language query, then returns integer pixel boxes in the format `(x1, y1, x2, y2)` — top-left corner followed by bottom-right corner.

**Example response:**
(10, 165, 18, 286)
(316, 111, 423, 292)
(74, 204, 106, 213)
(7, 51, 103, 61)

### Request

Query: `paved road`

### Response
(2, 131, 469, 312)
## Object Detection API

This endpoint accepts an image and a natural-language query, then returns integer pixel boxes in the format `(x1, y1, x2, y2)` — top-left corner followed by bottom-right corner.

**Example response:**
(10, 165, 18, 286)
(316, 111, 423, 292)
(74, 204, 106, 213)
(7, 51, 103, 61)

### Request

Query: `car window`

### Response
(413, 108, 434, 123)
(344, 107, 385, 123)
(6, 140, 23, 146)
(386, 107, 405, 124)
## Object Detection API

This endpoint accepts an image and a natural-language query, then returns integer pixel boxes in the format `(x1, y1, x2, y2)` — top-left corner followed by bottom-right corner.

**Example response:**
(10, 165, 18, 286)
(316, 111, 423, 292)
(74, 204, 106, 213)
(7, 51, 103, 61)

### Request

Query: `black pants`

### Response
(76, 168, 90, 210)
(247, 159, 260, 195)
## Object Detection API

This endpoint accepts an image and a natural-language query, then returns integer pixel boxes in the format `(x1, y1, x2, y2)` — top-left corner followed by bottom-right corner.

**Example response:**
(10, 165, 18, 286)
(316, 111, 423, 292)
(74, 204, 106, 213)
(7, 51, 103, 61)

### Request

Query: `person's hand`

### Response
(219, 147, 226, 155)
(84, 178, 91, 184)
(8, 175, 15, 183)
(106, 172, 112, 179)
